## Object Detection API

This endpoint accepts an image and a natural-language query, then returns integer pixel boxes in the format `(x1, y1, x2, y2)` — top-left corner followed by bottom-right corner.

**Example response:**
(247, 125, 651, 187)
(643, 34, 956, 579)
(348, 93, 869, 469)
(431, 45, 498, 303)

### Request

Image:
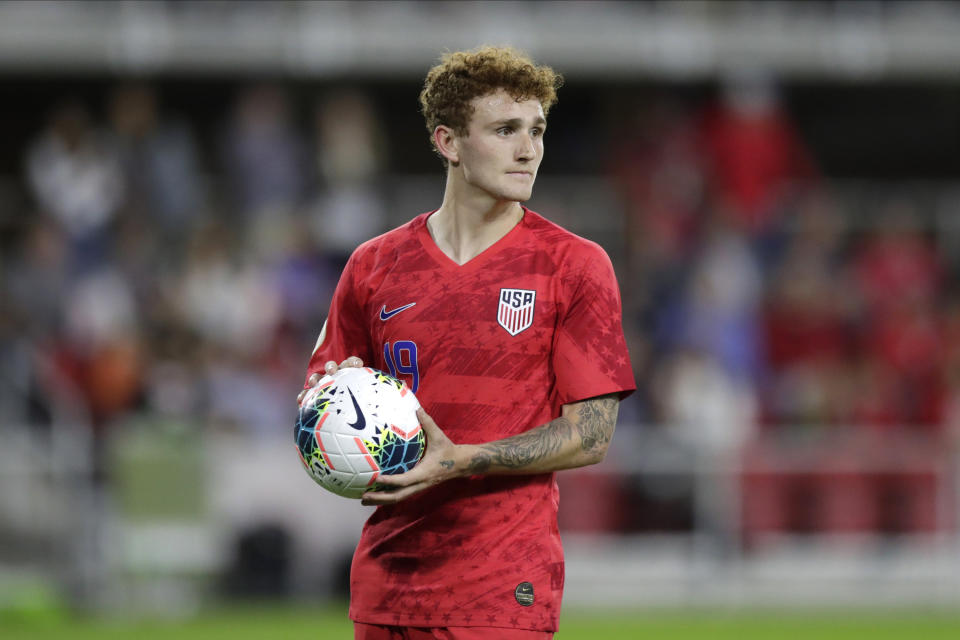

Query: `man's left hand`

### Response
(361, 408, 462, 506)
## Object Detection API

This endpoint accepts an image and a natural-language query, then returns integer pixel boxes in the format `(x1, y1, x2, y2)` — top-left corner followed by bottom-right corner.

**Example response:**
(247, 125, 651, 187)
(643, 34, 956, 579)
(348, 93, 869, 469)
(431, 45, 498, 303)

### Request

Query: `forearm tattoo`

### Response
(467, 417, 573, 473)
(466, 395, 619, 473)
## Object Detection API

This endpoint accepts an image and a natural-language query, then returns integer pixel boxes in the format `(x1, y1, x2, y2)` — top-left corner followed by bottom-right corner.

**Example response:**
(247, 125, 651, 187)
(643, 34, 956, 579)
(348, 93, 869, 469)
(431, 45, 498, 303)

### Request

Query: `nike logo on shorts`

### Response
(379, 302, 416, 321)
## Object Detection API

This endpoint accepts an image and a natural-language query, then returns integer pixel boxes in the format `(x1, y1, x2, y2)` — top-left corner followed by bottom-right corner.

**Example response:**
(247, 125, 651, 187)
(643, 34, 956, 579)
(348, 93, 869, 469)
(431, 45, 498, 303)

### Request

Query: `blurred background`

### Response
(2, 0, 960, 626)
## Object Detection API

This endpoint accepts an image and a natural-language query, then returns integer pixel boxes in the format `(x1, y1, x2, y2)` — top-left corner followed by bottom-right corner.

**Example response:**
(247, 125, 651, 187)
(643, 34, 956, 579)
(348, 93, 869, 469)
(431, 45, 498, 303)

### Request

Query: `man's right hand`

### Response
(297, 356, 364, 407)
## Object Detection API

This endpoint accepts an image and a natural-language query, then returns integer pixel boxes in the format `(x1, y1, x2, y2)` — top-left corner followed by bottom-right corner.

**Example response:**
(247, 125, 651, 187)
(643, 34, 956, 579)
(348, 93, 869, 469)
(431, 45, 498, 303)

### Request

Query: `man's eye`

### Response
(497, 127, 513, 135)
(531, 128, 543, 137)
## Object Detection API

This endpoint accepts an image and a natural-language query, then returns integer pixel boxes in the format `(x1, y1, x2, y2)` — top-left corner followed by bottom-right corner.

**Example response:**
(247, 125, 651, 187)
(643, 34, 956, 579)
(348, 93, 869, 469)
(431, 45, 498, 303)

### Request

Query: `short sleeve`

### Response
(303, 250, 374, 387)
(552, 243, 636, 404)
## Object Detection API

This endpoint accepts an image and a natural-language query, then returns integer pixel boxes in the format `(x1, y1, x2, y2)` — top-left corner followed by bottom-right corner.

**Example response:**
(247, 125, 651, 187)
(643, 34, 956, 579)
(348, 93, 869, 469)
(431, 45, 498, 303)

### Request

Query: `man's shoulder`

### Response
(349, 212, 430, 267)
(358, 212, 429, 251)
(522, 207, 609, 260)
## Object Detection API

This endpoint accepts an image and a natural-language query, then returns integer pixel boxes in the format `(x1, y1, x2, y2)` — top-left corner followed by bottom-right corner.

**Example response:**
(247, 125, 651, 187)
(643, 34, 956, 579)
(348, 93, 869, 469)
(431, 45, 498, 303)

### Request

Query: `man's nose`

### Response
(516, 133, 535, 161)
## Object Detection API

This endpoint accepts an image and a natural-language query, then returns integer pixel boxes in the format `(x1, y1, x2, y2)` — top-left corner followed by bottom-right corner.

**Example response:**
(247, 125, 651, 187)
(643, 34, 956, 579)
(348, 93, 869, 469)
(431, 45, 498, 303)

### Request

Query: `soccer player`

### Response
(302, 46, 635, 640)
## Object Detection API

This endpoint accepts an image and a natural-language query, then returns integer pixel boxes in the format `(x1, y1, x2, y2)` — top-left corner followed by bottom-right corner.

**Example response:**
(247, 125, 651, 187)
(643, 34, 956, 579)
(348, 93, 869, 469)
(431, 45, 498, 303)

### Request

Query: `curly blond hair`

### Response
(419, 46, 563, 159)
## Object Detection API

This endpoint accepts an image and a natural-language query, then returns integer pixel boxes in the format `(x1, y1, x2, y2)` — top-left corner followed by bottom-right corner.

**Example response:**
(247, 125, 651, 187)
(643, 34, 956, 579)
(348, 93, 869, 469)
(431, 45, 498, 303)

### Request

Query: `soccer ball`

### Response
(295, 367, 424, 498)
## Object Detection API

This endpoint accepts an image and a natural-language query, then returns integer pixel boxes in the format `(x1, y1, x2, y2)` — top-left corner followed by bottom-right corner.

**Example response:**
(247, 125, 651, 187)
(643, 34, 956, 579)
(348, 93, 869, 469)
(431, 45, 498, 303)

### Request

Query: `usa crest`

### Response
(498, 288, 536, 336)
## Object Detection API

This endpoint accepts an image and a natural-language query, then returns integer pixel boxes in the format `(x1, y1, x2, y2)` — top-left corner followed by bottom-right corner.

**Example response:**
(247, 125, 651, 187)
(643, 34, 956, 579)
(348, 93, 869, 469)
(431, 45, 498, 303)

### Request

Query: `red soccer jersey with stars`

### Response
(305, 208, 635, 632)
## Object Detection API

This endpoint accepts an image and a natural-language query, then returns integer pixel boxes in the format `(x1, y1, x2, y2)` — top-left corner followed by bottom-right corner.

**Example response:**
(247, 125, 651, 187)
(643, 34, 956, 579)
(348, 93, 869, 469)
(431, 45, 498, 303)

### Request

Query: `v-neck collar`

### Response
(416, 206, 530, 272)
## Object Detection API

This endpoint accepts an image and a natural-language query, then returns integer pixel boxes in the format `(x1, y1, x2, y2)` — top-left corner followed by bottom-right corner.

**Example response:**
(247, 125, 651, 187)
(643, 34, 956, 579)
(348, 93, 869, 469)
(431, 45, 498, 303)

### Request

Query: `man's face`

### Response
(454, 89, 546, 203)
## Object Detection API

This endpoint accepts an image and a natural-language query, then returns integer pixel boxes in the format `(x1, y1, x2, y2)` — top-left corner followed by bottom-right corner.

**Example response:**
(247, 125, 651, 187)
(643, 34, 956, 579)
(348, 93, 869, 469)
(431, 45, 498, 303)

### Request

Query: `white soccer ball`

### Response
(294, 367, 423, 499)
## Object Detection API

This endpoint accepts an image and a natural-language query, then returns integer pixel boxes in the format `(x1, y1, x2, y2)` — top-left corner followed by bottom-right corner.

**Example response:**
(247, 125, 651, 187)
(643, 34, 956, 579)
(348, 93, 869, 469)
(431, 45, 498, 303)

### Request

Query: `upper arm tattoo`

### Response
(575, 395, 619, 456)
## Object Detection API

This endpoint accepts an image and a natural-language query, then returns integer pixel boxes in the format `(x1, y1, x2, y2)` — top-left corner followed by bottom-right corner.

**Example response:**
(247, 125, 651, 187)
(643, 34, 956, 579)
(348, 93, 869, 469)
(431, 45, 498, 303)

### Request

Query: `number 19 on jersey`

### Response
(383, 341, 420, 393)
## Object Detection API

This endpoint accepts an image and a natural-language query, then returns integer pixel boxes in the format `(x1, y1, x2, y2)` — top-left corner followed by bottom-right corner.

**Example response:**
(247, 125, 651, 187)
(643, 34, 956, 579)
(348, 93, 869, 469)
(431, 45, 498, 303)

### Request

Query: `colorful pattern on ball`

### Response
(294, 367, 423, 499)
(367, 426, 425, 475)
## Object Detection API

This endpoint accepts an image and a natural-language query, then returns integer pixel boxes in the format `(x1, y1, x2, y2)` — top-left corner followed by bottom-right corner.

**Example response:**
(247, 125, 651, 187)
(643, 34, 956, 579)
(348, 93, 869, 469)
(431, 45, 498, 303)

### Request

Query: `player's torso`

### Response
(359, 230, 566, 442)
(347, 216, 588, 631)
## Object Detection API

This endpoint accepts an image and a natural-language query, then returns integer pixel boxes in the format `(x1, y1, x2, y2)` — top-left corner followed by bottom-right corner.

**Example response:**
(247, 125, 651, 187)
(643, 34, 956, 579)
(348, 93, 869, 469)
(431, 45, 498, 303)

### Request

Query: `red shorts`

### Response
(354, 623, 554, 640)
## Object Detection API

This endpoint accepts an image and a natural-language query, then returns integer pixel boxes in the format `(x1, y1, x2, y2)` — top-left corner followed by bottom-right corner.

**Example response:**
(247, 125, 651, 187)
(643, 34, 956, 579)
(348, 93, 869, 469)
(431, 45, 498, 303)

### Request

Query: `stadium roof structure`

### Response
(1, 0, 959, 80)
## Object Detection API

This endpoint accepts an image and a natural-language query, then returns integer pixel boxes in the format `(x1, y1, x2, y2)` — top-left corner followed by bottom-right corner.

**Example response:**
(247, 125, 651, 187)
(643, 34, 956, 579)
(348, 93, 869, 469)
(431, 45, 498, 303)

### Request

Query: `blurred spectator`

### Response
(3, 217, 70, 340)
(25, 101, 124, 272)
(763, 240, 849, 371)
(851, 201, 942, 314)
(0, 217, 70, 427)
(221, 84, 308, 220)
(654, 347, 756, 453)
(863, 300, 945, 427)
(176, 221, 281, 359)
(315, 90, 385, 186)
(609, 95, 706, 322)
(698, 71, 816, 238)
(760, 195, 852, 426)
(58, 267, 144, 429)
(849, 200, 946, 428)
(267, 217, 338, 335)
(308, 89, 388, 265)
(838, 353, 905, 428)
(24, 262, 147, 484)
(940, 297, 960, 443)
(661, 219, 763, 384)
(108, 83, 203, 234)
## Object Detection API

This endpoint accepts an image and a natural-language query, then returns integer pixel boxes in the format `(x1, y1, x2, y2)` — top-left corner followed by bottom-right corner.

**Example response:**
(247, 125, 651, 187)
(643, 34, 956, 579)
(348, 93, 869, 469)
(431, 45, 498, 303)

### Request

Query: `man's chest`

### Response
(363, 265, 563, 393)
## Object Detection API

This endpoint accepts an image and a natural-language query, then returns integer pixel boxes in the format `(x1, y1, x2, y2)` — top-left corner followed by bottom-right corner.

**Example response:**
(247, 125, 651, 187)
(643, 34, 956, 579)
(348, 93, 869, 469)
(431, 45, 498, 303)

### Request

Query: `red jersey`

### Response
(306, 208, 635, 632)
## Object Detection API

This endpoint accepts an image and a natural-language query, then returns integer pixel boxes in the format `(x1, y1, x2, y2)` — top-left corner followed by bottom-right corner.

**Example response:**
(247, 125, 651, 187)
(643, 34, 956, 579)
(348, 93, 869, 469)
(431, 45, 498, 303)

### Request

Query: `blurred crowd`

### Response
(602, 75, 960, 537)
(2, 78, 959, 534)
(1, 83, 386, 457)
(610, 75, 960, 450)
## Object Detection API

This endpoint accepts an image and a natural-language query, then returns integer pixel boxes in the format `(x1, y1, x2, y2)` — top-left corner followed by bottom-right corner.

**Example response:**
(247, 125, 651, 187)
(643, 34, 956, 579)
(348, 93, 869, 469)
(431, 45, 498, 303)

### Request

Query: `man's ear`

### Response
(434, 125, 460, 166)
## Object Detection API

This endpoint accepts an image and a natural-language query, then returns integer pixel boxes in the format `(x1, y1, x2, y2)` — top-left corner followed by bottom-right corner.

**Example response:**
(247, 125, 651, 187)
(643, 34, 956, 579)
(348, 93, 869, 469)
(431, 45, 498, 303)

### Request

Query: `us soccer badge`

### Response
(498, 288, 536, 336)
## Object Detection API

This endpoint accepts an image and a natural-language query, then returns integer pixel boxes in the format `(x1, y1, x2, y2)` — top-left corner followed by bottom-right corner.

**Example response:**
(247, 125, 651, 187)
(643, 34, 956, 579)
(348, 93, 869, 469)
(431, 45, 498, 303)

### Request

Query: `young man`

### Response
(302, 46, 635, 639)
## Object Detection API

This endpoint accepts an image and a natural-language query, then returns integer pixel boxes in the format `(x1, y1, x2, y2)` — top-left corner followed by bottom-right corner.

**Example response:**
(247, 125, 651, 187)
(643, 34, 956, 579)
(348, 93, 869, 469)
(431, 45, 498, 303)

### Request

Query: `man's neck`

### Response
(427, 175, 524, 266)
